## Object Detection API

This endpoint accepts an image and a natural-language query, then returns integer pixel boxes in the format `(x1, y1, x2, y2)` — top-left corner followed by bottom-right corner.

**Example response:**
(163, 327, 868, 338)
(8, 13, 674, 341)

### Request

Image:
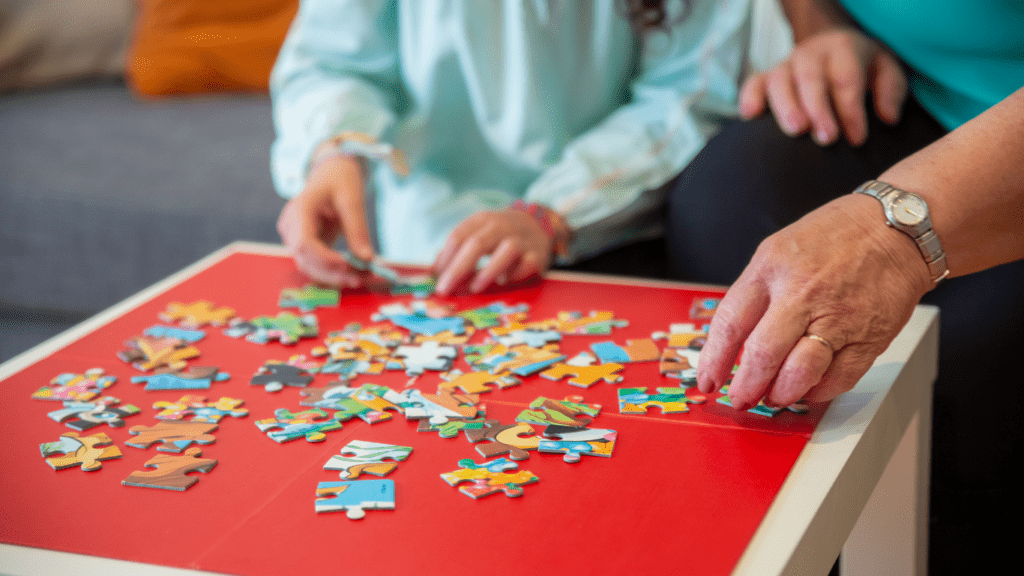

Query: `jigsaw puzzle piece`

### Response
(315, 480, 395, 518)
(516, 396, 601, 428)
(131, 366, 230, 391)
(226, 312, 319, 345)
(388, 341, 457, 376)
(122, 447, 217, 491)
(47, 396, 141, 431)
(554, 310, 628, 335)
(486, 344, 565, 377)
(299, 384, 392, 424)
(143, 325, 206, 342)
(716, 389, 809, 416)
(457, 302, 530, 329)
(465, 420, 539, 461)
(32, 368, 115, 402)
(417, 417, 487, 438)
(690, 297, 720, 320)
(439, 369, 521, 394)
(152, 395, 247, 422)
(397, 389, 481, 426)
(279, 285, 339, 312)
(255, 408, 343, 443)
(538, 425, 617, 463)
(590, 338, 659, 363)
(617, 387, 706, 415)
(40, 431, 122, 471)
(440, 459, 538, 499)
(126, 421, 218, 452)
(118, 335, 200, 372)
(324, 440, 413, 480)
(250, 361, 314, 393)
(539, 362, 624, 388)
(160, 300, 236, 328)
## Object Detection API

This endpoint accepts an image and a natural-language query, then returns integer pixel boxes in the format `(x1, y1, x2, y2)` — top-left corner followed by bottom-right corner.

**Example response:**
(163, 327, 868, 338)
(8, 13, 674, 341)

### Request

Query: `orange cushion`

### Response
(127, 0, 299, 96)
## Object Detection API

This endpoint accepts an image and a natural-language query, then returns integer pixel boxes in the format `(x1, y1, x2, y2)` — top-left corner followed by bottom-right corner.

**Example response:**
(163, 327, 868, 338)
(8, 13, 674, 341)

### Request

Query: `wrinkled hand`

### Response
(740, 29, 908, 146)
(696, 195, 932, 409)
(433, 208, 553, 295)
(277, 155, 375, 287)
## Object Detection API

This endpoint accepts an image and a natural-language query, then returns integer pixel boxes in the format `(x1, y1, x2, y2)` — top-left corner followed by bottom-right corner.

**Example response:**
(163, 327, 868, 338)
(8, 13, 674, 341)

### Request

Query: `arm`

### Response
(698, 86, 1024, 409)
(432, 0, 754, 294)
(270, 0, 399, 285)
(740, 0, 907, 145)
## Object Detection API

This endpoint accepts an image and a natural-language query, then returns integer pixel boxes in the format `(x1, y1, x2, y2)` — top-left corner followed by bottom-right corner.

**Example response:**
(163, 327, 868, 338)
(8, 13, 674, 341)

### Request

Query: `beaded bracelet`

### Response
(509, 200, 573, 258)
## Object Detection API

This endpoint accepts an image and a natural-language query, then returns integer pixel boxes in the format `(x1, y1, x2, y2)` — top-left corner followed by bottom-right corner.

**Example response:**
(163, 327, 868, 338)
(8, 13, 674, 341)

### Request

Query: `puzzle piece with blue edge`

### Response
(371, 301, 464, 336)
(590, 338, 660, 363)
(255, 408, 344, 443)
(143, 325, 206, 342)
(516, 396, 601, 428)
(40, 431, 123, 471)
(47, 396, 141, 431)
(315, 479, 395, 518)
(716, 386, 810, 416)
(690, 297, 720, 320)
(299, 384, 394, 424)
(279, 284, 339, 312)
(125, 421, 218, 452)
(131, 366, 230, 391)
(538, 425, 617, 463)
(32, 368, 115, 402)
(484, 344, 566, 377)
(617, 387, 706, 415)
(440, 459, 538, 499)
(324, 440, 413, 479)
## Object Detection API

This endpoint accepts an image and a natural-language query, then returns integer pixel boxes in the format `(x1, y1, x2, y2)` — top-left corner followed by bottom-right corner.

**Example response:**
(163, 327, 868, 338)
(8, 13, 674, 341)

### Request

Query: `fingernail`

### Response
(815, 129, 831, 145)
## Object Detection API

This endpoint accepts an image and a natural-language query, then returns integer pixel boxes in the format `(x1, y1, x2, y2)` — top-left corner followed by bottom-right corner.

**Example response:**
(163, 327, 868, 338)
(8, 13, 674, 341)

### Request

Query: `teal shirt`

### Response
(840, 0, 1024, 130)
(271, 0, 752, 264)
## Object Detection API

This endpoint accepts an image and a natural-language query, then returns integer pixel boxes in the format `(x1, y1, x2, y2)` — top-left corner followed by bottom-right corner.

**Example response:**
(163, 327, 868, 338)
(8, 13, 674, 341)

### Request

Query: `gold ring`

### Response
(806, 334, 835, 353)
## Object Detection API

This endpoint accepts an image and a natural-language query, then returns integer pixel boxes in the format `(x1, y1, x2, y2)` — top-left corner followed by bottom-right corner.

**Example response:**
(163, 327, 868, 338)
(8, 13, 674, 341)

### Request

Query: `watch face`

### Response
(890, 192, 928, 226)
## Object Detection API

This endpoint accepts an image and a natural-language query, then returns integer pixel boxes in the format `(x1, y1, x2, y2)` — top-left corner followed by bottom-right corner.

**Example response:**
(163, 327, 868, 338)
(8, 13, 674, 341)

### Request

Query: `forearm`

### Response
(778, 0, 855, 40)
(879, 86, 1024, 277)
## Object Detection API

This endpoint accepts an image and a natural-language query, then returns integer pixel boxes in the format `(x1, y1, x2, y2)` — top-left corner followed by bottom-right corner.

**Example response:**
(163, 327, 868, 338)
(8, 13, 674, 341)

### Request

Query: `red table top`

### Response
(0, 249, 826, 576)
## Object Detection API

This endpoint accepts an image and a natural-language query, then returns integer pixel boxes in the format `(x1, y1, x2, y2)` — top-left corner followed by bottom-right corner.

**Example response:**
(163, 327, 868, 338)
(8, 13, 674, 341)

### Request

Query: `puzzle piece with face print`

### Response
(255, 408, 344, 443)
(159, 301, 236, 328)
(516, 396, 602, 428)
(538, 425, 617, 463)
(324, 440, 413, 480)
(122, 447, 217, 491)
(279, 285, 339, 312)
(440, 458, 538, 499)
(47, 396, 141, 431)
(125, 421, 218, 452)
(438, 369, 521, 394)
(131, 366, 230, 391)
(152, 395, 248, 422)
(539, 362, 624, 388)
(32, 368, 115, 402)
(315, 480, 395, 518)
(617, 387, 706, 414)
(40, 431, 122, 471)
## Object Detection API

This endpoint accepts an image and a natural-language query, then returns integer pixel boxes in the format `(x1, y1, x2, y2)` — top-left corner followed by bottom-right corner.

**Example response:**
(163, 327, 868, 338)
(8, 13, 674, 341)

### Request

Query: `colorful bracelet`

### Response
(509, 200, 573, 258)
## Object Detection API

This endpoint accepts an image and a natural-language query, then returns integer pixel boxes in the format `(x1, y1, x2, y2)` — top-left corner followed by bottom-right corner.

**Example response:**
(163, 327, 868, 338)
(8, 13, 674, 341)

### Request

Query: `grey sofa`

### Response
(0, 79, 287, 361)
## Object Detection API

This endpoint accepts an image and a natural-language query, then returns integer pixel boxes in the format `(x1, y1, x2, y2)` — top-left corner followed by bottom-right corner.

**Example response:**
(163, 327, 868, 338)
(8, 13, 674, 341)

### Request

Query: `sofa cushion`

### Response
(0, 81, 286, 314)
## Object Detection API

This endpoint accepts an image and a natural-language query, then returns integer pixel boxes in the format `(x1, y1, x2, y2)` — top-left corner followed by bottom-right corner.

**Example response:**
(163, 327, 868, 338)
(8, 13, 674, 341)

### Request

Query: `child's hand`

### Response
(276, 155, 375, 287)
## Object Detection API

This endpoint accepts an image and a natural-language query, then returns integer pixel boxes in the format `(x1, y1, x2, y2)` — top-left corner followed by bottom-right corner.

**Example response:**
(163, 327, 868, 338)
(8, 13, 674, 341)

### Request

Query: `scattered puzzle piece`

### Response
(299, 384, 394, 424)
(160, 300, 235, 328)
(143, 325, 206, 342)
(690, 297, 720, 320)
(516, 396, 601, 428)
(484, 344, 565, 376)
(122, 447, 217, 491)
(324, 440, 413, 480)
(716, 387, 809, 416)
(40, 431, 122, 471)
(372, 301, 464, 336)
(152, 395, 248, 422)
(397, 389, 482, 426)
(32, 368, 115, 402)
(539, 362, 624, 388)
(538, 425, 617, 463)
(225, 312, 319, 345)
(388, 341, 457, 376)
(126, 421, 218, 452)
(617, 387, 706, 415)
(457, 302, 529, 329)
(279, 285, 339, 312)
(250, 361, 314, 393)
(440, 458, 538, 499)
(315, 480, 395, 518)
(658, 347, 700, 385)
(489, 327, 562, 348)
(554, 310, 628, 335)
(417, 417, 487, 438)
(47, 396, 141, 431)
(590, 338, 659, 363)
(255, 408, 343, 443)
(438, 369, 521, 394)
(118, 335, 200, 372)
(465, 420, 539, 461)
(131, 366, 230, 391)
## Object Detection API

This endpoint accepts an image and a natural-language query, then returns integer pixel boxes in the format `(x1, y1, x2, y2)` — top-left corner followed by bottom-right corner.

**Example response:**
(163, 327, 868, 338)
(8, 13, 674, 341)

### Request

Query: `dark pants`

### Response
(667, 100, 1024, 573)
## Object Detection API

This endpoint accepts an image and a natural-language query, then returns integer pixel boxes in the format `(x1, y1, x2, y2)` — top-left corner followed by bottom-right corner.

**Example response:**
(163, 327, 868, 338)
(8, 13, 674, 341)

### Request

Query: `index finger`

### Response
(331, 184, 375, 262)
(696, 275, 769, 395)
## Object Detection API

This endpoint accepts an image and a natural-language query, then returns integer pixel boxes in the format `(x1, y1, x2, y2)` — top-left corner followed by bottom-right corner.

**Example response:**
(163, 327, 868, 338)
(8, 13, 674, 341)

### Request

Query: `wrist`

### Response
(846, 194, 936, 295)
(308, 131, 409, 177)
(508, 200, 573, 258)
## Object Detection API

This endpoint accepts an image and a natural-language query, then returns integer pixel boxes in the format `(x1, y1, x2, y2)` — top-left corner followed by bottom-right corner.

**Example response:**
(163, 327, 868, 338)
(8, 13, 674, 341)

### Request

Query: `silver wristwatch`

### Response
(854, 180, 949, 284)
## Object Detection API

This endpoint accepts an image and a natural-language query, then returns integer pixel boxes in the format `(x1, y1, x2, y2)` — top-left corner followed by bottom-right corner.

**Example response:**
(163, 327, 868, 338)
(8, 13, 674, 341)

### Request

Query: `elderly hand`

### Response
(432, 207, 554, 296)
(740, 28, 908, 146)
(277, 154, 375, 288)
(696, 194, 933, 409)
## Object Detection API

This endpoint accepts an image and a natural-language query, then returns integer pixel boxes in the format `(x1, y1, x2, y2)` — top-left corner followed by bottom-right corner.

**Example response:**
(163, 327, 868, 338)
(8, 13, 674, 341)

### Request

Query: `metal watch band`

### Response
(854, 180, 950, 284)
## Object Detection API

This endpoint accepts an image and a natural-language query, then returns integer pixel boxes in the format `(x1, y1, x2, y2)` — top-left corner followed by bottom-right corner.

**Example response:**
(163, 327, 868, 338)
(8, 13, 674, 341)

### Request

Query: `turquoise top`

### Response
(840, 0, 1024, 130)
(271, 0, 752, 264)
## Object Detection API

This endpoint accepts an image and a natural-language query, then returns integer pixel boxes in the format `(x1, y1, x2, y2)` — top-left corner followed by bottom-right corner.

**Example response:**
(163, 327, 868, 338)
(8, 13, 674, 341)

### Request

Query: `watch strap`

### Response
(854, 180, 949, 284)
